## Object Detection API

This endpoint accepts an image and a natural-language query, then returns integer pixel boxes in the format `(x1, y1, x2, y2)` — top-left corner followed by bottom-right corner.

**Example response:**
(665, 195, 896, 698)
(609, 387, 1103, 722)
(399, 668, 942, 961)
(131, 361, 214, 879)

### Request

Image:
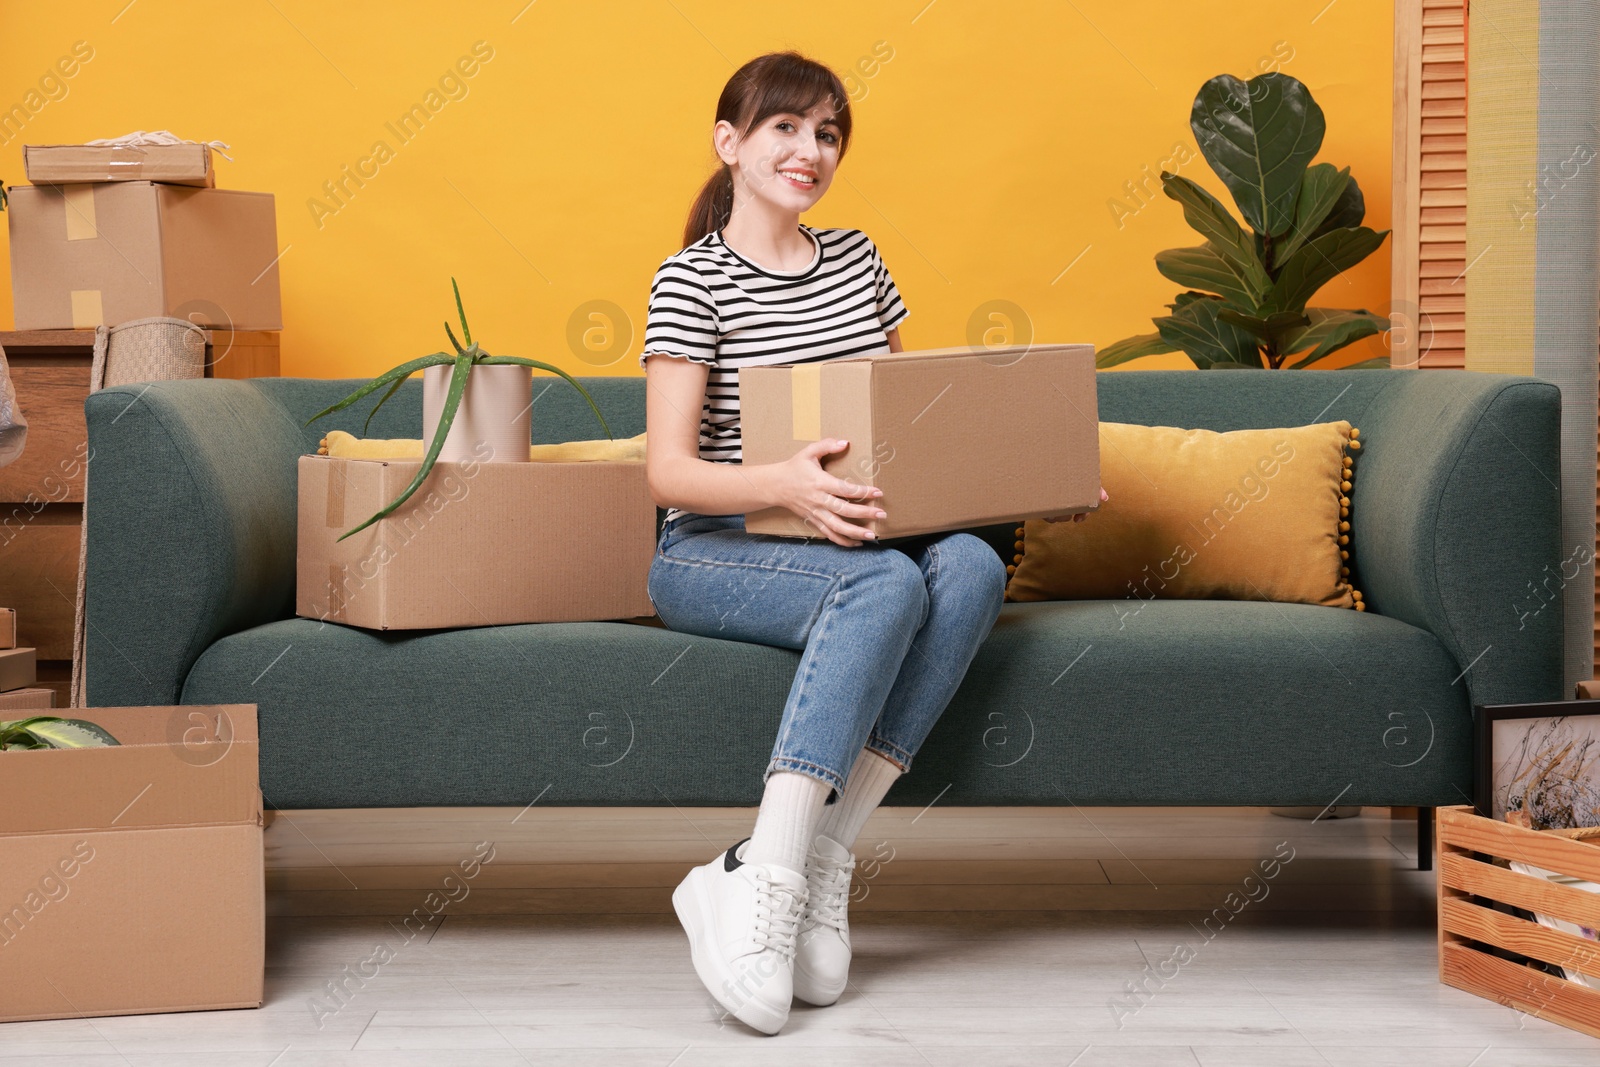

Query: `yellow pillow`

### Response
(316, 428, 647, 463)
(1005, 420, 1364, 610)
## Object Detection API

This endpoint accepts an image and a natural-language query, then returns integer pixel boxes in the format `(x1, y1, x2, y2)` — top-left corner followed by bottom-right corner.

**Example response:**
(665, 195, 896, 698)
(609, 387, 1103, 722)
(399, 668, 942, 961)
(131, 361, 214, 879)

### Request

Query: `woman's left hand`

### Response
(1044, 486, 1109, 524)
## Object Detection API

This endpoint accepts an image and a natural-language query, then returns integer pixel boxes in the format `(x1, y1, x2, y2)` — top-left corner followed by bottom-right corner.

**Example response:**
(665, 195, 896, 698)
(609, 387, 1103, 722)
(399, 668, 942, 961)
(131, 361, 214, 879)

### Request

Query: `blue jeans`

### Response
(647, 511, 1008, 799)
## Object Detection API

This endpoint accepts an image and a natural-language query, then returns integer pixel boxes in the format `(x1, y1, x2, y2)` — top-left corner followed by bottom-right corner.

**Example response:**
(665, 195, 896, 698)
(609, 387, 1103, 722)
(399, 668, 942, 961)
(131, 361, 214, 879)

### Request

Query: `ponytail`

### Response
(684, 163, 734, 250)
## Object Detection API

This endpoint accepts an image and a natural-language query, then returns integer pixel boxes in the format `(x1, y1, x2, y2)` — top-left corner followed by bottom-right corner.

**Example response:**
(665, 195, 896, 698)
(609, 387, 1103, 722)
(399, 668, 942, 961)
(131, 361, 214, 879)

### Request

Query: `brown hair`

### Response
(683, 51, 854, 250)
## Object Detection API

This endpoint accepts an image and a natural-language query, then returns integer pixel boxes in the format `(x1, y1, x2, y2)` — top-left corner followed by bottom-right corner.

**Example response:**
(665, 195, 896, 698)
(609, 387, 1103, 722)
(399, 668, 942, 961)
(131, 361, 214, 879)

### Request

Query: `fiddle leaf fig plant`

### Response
(1100, 72, 1392, 370)
(1, 716, 120, 751)
(305, 278, 614, 542)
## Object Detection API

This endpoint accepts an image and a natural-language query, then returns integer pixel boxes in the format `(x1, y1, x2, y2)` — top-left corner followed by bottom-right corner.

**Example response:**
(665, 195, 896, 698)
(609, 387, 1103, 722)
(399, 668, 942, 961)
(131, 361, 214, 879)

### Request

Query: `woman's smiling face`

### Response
(716, 103, 841, 211)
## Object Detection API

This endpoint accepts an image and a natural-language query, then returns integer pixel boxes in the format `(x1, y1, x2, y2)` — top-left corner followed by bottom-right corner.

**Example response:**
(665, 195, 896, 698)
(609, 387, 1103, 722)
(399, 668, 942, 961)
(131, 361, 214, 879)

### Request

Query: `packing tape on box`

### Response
(104, 146, 146, 175)
(325, 463, 346, 528)
(791, 362, 822, 441)
(69, 291, 103, 328)
(63, 185, 97, 240)
(328, 563, 346, 618)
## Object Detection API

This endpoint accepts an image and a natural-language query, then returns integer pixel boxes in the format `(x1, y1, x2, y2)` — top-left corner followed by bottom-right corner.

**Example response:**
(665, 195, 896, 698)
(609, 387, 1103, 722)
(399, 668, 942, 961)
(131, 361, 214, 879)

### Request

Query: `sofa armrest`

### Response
(85, 380, 304, 705)
(1356, 373, 1564, 708)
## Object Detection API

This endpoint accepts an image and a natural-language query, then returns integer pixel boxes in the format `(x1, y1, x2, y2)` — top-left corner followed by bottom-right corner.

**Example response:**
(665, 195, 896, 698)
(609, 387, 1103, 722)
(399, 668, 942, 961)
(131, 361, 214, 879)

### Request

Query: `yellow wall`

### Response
(0, 1, 1393, 378)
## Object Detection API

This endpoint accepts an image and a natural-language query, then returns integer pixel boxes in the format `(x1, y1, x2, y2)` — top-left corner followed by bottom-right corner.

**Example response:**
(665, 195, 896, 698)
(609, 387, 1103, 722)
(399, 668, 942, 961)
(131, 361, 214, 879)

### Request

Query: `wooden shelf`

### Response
(0, 328, 280, 679)
(0, 328, 279, 378)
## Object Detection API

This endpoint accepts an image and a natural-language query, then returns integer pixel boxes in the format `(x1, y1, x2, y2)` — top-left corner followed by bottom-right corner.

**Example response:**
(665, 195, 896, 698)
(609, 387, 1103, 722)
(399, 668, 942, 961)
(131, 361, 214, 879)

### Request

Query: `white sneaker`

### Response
(792, 833, 856, 1006)
(672, 836, 808, 1035)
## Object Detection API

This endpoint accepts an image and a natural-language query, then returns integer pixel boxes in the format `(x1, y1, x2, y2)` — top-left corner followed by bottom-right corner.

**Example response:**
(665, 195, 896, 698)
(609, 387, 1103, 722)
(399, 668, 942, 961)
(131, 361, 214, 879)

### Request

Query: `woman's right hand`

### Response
(769, 438, 886, 547)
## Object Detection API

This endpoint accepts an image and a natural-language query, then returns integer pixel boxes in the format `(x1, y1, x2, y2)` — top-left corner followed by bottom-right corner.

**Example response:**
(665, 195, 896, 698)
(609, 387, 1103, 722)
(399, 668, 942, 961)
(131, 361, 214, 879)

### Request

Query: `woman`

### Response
(640, 51, 1101, 1035)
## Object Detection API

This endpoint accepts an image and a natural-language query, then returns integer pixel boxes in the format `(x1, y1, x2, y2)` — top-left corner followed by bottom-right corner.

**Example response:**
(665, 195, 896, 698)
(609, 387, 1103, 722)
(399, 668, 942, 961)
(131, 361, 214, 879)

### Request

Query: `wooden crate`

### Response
(1438, 804, 1600, 1038)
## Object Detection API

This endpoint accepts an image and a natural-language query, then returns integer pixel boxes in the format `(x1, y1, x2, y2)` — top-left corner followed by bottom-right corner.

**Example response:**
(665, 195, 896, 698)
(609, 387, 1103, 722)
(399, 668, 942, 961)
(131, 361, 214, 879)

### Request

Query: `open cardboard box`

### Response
(741, 342, 1101, 539)
(0, 704, 264, 1023)
(297, 454, 656, 630)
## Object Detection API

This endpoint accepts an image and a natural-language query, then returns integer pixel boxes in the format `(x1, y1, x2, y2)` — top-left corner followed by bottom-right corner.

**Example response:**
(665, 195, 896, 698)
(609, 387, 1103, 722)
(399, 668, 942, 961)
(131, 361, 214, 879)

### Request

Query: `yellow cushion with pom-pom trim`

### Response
(1006, 420, 1364, 610)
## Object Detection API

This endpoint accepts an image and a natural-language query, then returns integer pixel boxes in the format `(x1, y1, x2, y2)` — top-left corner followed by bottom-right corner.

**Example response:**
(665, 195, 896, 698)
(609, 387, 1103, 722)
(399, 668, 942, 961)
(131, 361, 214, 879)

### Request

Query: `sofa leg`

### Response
(1416, 806, 1433, 871)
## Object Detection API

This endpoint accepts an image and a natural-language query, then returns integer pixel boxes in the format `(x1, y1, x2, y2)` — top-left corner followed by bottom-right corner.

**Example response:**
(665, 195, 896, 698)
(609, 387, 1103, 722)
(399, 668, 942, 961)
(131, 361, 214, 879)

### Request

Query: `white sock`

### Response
(815, 748, 902, 852)
(743, 770, 831, 874)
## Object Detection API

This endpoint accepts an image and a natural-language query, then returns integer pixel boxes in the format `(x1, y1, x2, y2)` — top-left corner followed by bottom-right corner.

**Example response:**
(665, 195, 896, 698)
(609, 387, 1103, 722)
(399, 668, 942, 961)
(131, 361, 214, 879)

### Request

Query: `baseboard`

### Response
(262, 805, 1429, 916)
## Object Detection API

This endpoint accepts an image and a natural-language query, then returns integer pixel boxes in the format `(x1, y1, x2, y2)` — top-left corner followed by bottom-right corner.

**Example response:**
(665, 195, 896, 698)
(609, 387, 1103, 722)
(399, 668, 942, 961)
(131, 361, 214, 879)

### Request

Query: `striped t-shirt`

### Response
(638, 225, 910, 525)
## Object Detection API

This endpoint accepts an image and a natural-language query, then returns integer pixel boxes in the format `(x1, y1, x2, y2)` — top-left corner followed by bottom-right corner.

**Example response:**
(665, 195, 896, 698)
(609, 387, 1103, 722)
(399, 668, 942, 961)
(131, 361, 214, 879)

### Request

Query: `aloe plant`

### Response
(306, 278, 614, 541)
(1100, 73, 1391, 370)
(1, 716, 119, 750)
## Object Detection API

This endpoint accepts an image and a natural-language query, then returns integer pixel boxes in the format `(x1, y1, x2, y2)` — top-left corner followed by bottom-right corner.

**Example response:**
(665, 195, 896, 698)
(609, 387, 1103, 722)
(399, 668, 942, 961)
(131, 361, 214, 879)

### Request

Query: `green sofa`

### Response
(84, 369, 1563, 864)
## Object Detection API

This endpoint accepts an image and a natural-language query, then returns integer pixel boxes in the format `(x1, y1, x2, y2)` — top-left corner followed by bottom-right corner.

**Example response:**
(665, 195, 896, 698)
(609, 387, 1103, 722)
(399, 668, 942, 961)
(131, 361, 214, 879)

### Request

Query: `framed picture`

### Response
(1475, 700, 1600, 827)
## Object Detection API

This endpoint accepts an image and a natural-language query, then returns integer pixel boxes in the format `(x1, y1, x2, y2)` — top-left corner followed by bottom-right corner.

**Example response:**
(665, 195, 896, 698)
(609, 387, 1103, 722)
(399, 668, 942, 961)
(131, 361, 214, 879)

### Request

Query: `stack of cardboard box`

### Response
(0, 145, 272, 1020)
(0, 606, 51, 712)
(2, 136, 283, 706)
(6, 137, 282, 331)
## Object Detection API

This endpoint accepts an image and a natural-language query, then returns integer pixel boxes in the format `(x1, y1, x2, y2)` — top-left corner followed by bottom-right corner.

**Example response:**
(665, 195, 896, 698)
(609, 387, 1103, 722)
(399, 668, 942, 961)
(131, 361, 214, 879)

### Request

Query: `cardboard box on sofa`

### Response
(0, 687, 54, 712)
(0, 646, 36, 692)
(0, 703, 263, 1023)
(741, 343, 1101, 540)
(297, 454, 656, 630)
(23, 142, 216, 187)
(6, 181, 282, 330)
(0, 607, 14, 649)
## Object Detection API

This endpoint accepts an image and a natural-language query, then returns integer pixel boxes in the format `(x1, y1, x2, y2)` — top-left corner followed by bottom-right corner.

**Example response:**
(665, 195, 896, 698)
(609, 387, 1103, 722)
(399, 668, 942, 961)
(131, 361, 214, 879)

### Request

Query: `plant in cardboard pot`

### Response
(1, 716, 119, 750)
(1099, 72, 1392, 370)
(305, 278, 614, 541)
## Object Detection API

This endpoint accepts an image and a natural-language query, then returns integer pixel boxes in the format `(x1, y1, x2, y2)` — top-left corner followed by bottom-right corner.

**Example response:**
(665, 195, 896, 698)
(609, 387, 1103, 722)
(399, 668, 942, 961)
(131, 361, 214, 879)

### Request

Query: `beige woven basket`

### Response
(89, 315, 207, 389)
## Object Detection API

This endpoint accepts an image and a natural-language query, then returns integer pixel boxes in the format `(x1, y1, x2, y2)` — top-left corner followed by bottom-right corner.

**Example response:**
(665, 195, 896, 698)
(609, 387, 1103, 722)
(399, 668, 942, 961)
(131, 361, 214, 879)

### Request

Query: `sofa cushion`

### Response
(181, 599, 1470, 810)
(1007, 420, 1363, 609)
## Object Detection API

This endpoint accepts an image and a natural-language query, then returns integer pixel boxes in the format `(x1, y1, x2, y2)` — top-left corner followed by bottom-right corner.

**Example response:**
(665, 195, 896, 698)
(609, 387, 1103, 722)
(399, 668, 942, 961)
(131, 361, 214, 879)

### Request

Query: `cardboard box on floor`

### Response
(0, 704, 263, 1023)
(0, 687, 54, 712)
(297, 455, 656, 630)
(0, 646, 36, 692)
(741, 343, 1102, 539)
(24, 142, 217, 187)
(5, 180, 282, 330)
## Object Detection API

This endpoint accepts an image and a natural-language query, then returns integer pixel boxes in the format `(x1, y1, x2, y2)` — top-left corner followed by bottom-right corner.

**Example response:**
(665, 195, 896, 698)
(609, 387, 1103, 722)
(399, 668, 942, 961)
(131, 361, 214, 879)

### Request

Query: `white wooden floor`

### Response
(3, 805, 1598, 1065)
